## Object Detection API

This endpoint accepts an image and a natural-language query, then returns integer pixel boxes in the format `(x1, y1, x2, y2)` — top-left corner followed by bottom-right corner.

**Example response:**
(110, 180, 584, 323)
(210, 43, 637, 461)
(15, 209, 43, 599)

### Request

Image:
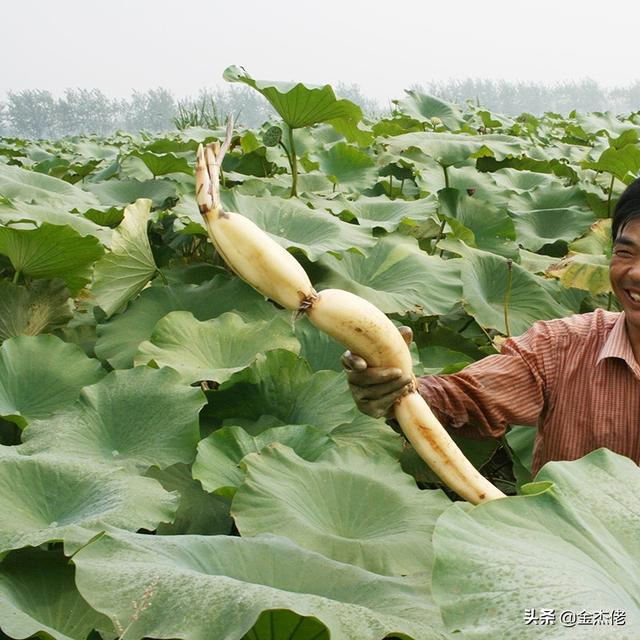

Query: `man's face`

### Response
(610, 217, 640, 343)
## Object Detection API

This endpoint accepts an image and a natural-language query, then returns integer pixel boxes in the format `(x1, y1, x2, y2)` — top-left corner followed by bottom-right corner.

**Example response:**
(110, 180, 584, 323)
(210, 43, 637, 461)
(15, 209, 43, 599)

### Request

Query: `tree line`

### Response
(417, 78, 640, 118)
(1, 80, 640, 139)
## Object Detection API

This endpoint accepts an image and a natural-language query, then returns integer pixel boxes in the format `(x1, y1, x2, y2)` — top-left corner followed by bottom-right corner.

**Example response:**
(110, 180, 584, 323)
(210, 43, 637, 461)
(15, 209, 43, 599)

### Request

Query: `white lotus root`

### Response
(195, 117, 505, 504)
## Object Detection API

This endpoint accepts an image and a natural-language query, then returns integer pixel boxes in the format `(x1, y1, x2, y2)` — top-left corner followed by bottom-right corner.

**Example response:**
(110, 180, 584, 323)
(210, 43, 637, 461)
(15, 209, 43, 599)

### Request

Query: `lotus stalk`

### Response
(607, 173, 615, 217)
(286, 125, 298, 198)
(195, 117, 505, 504)
(503, 258, 513, 338)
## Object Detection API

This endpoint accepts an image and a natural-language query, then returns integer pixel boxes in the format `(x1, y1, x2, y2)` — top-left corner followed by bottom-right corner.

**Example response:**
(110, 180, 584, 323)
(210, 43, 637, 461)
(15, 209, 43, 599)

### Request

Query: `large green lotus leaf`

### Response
(439, 239, 584, 335)
(491, 168, 559, 192)
(52, 298, 100, 359)
(293, 315, 346, 372)
(0, 450, 177, 553)
(328, 413, 403, 459)
(91, 198, 158, 317)
(314, 235, 462, 316)
(243, 610, 329, 640)
(538, 139, 588, 166)
(0, 162, 100, 210)
(477, 152, 579, 183)
(0, 196, 112, 245)
(223, 66, 371, 145)
(0, 547, 112, 640)
(396, 91, 464, 130)
(321, 194, 438, 232)
(417, 323, 487, 373)
(219, 414, 287, 436)
(546, 252, 612, 295)
(372, 115, 432, 138)
(508, 183, 588, 212)
(570, 217, 612, 257)
(432, 449, 640, 637)
(386, 132, 528, 167)
(194, 424, 333, 497)
(0, 335, 104, 428)
(209, 413, 402, 460)
(146, 463, 232, 535)
(574, 111, 635, 137)
(518, 249, 559, 275)
(416, 164, 511, 206)
(234, 446, 450, 576)
(33, 157, 101, 184)
(95, 276, 278, 368)
(285, 123, 345, 154)
(546, 219, 614, 296)
(130, 151, 193, 177)
(83, 207, 124, 230)
(315, 142, 377, 191)
(73, 529, 446, 640)
(172, 125, 226, 144)
(118, 155, 154, 181)
(582, 143, 640, 183)
(218, 191, 375, 260)
(203, 350, 356, 431)
(0, 279, 73, 341)
(438, 188, 518, 258)
(20, 367, 204, 473)
(142, 137, 199, 154)
(135, 311, 298, 384)
(508, 207, 597, 252)
(504, 425, 535, 489)
(84, 178, 178, 207)
(0, 222, 104, 293)
(226, 147, 280, 179)
(72, 140, 120, 160)
(291, 171, 336, 195)
(155, 262, 219, 286)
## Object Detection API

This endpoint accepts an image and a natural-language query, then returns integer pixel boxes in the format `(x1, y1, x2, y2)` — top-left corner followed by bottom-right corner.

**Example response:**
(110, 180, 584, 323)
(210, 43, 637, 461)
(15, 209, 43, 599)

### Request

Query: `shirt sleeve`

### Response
(416, 319, 560, 439)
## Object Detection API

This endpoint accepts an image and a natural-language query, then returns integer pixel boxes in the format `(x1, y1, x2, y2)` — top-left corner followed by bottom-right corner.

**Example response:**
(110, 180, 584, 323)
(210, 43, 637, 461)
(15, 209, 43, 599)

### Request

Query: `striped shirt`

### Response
(416, 309, 640, 475)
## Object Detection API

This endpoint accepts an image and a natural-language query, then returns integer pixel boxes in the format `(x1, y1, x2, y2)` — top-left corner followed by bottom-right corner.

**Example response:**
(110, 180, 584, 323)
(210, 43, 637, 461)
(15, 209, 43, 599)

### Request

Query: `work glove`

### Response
(341, 326, 414, 419)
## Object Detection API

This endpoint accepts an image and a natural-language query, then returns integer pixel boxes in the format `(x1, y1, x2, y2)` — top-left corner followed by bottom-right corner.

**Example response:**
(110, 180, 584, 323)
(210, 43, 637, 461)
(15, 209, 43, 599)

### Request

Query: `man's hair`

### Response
(613, 177, 640, 243)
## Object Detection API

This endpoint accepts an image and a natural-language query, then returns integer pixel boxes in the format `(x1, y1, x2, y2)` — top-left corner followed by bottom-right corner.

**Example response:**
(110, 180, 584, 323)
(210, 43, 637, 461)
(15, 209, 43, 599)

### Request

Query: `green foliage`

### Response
(0, 83, 638, 640)
(232, 446, 451, 575)
(432, 450, 640, 634)
(173, 95, 221, 130)
(72, 529, 447, 640)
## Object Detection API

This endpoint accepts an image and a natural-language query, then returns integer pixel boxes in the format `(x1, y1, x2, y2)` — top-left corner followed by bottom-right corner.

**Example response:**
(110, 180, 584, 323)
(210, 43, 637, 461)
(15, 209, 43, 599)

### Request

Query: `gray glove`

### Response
(341, 326, 414, 419)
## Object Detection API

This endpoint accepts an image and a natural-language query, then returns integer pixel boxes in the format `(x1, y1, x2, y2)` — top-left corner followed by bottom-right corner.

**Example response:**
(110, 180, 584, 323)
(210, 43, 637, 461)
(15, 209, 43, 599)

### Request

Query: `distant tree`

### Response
(335, 82, 384, 119)
(218, 86, 275, 128)
(6, 80, 640, 139)
(56, 88, 117, 135)
(0, 102, 8, 136)
(110, 97, 130, 132)
(625, 81, 640, 113)
(125, 88, 176, 132)
(549, 79, 603, 114)
(414, 78, 633, 116)
(6, 90, 58, 138)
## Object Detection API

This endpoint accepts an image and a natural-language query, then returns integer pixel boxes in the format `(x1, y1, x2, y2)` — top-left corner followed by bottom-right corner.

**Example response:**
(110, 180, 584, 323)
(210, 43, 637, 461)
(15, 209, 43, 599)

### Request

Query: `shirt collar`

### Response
(596, 312, 640, 378)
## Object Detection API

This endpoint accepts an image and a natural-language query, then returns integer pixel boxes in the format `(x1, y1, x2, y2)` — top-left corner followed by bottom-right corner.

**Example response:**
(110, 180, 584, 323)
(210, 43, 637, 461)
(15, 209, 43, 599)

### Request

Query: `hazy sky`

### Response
(2, 0, 638, 104)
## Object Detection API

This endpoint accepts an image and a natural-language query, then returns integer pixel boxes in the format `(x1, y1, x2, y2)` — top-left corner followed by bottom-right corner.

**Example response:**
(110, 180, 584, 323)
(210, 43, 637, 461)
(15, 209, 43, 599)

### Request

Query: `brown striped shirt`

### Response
(417, 309, 640, 474)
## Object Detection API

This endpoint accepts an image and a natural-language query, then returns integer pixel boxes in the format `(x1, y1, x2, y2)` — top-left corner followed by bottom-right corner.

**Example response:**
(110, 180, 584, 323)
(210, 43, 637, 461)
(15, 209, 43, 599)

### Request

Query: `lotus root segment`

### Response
(205, 209, 315, 310)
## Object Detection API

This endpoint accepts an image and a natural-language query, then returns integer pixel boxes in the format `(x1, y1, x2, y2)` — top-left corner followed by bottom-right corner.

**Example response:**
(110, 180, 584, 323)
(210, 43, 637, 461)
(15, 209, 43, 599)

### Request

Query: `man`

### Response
(342, 179, 640, 475)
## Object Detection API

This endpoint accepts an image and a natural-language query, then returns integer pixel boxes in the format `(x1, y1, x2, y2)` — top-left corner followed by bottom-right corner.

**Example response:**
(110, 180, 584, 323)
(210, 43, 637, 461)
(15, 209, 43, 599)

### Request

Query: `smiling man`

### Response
(342, 179, 640, 475)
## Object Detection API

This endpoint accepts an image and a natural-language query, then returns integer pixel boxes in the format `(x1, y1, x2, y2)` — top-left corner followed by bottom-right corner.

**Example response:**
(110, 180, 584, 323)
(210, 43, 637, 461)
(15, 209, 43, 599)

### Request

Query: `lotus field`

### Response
(1, 67, 639, 639)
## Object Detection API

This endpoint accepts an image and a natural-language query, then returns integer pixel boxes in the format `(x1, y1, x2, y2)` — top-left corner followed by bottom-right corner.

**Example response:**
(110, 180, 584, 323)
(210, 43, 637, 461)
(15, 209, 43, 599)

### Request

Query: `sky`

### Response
(2, 0, 639, 105)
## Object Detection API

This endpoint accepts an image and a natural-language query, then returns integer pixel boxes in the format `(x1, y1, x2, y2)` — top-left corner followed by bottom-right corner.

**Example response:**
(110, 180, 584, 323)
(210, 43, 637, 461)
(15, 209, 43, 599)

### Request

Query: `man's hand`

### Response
(341, 326, 414, 419)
